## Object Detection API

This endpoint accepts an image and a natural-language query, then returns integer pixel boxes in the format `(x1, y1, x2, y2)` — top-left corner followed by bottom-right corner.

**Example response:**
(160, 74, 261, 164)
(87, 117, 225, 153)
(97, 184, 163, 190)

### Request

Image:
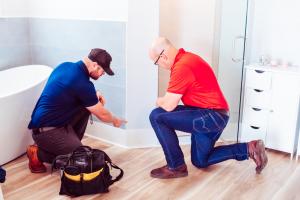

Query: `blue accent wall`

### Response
(0, 18, 31, 70)
(0, 17, 126, 121)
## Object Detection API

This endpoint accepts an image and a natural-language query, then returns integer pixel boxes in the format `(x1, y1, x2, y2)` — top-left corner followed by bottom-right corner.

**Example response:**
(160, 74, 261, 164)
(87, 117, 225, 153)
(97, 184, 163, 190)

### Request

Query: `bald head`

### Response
(150, 37, 173, 56)
(149, 37, 178, 69)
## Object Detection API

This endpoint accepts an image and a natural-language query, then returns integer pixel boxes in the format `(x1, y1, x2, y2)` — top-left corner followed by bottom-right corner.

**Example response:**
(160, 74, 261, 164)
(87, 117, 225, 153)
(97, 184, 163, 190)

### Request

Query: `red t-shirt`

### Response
(167, 48, 229, 111)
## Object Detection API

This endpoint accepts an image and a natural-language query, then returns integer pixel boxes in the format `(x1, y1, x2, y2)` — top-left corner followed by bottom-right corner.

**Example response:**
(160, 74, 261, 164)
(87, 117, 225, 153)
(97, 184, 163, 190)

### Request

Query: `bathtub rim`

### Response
(0, 65, 52, 99)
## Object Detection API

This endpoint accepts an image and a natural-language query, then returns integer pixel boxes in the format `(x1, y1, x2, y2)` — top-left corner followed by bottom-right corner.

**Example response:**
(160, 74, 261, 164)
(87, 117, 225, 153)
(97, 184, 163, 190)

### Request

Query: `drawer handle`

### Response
(252, 107, 262, 111)
(254, 89, 263, 92)
(250, 126, 260, 130)
(255, 70, 265, 73)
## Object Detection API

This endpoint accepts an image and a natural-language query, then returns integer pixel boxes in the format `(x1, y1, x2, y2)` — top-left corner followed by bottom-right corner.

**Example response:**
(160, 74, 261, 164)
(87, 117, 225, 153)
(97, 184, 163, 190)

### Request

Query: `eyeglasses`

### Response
(154, 50, 164, 65)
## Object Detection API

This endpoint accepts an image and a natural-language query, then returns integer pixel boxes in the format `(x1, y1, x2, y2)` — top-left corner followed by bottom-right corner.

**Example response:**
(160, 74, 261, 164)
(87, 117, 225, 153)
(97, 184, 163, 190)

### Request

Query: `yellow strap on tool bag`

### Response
(83, 168, 104, 181)
(64, 168, 104, 182)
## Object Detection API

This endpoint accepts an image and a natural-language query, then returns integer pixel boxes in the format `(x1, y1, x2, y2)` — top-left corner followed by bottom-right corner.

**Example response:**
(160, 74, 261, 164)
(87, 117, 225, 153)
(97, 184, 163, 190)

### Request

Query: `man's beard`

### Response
(90, 71, 99, 80)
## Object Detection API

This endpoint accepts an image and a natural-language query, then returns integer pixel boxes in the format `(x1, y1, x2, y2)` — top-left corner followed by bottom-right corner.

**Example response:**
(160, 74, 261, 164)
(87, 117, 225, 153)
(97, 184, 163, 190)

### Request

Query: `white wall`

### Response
(126, 0, 159, 129)
(159, 0, 217, 96)
(248, 0, 300, 66)
(0, 0, 128, 21)
(0, 0, 3, 16)
(0, 0, 29, 17)
(87, 0, 161, 147)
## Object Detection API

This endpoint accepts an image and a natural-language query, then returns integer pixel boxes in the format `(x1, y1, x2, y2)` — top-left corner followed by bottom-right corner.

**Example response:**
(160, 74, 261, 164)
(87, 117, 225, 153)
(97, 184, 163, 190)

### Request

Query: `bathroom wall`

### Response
(0, 0, 29, 70)
(0, 18, 31, 70)
(26, 0, 127, 21)
(0, 0, 29, 17)
(159, 0, 217, 96)
(29, 18, 126, 118)
(126, 0, 159, 129)
(247, 0, 300, 66)
(0, 0, 127, 119)
(0, 0, 127, 20)
(0, 0, 159, 132)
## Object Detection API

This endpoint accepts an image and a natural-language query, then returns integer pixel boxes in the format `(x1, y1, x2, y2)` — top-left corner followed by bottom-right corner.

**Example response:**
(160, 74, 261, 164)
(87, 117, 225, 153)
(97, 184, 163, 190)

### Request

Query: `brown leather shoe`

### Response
(248, 140, 268, 174)
(27, 145, 47, 173)
(150, 164, 188, 179)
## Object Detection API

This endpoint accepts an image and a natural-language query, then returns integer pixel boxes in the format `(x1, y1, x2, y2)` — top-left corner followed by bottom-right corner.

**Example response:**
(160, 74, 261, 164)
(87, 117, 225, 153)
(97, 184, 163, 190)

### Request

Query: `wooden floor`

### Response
(2, 137, 300, 200)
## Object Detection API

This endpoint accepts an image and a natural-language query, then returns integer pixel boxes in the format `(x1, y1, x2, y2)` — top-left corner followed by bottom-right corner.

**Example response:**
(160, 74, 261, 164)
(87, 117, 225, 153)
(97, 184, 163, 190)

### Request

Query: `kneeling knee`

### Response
(192, 160, 208, 169)
(149, 108, 164, 122)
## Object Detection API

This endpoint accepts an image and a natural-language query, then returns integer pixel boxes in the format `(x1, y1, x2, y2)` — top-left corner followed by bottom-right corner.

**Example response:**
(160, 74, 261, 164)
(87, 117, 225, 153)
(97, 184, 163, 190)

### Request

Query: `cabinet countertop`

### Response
(246, 64, 300, 75)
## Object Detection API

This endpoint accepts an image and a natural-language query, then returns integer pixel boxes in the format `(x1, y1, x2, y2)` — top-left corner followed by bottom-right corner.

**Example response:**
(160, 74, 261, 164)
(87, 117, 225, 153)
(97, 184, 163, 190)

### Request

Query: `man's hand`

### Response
(155, 92, 182, 112)
(96, 91, 106, 105)
(112, 116, 127, 128)
(156, 97, 163, 107)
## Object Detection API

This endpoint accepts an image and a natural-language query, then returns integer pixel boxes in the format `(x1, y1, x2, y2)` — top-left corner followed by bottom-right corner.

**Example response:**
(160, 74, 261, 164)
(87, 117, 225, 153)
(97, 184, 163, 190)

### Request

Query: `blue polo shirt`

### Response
(28, 61, 98, 129)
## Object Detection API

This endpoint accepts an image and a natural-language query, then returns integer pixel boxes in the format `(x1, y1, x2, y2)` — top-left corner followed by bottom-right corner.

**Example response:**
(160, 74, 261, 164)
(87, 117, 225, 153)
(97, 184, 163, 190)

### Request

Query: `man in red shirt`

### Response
(148, 37, 268, 179)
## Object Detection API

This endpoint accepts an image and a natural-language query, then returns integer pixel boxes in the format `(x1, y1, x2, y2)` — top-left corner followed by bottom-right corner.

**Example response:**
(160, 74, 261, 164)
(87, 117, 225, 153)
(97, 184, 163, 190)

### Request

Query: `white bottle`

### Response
(259, 55, 270, 66)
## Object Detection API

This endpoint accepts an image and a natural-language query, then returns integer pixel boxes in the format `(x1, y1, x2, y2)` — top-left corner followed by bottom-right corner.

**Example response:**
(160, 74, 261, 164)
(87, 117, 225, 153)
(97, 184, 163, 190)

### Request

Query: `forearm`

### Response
(156, 97, 164, 107)
(86, 101, 120, 125)
(157, 97, 171, 111)
(95, 108, 115, 123)
(159, 103, 173, 112)
(156, 94, 179, 112)
(95, 108, 125, 128)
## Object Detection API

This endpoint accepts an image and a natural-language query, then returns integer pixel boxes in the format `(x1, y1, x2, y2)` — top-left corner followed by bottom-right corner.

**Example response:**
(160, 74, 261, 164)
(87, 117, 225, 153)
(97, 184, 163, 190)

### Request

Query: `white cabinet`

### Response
(241, 65, 300, 159)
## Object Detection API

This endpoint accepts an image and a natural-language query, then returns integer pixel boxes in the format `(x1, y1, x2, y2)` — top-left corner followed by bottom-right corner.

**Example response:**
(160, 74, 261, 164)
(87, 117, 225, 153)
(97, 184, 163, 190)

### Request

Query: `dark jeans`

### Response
(32, 108, 90, 163)
(149, 105, 248, 169)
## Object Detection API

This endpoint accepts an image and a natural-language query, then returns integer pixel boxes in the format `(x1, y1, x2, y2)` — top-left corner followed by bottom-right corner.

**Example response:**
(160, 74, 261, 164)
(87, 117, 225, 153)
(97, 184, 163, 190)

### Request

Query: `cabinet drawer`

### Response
(244, 88, 271, 109)
(245, 69, 272, 90)
(242, 106, 269, 127)
(240, 123, 267, 142)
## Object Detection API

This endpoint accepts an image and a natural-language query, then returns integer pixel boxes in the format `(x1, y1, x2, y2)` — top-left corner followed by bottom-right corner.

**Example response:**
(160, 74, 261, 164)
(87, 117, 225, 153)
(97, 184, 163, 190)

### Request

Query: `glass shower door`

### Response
(216, 0, 249, 141)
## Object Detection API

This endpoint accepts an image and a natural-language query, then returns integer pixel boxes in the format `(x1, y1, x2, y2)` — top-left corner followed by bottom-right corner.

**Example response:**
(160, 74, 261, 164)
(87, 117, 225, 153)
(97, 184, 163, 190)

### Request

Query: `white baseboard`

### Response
(85, 121, 191, 148)
(85, 121, 236, 148)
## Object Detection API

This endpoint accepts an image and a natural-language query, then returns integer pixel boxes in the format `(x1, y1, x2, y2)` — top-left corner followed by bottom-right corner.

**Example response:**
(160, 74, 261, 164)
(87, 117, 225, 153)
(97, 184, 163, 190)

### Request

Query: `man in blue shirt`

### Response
(27, 48, 126, 173)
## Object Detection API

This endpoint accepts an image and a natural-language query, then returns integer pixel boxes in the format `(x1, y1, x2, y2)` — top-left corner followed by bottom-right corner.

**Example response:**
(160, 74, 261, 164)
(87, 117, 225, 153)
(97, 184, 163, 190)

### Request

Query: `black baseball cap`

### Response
(88, 48, 114, 76)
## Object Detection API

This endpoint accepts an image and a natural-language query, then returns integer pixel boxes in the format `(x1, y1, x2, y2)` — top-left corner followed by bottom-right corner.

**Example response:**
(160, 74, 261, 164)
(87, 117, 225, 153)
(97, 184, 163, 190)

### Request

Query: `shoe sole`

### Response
(150, 172, 188, 179)
(255, 140, 268, 174)
(28, 164, 47, 173)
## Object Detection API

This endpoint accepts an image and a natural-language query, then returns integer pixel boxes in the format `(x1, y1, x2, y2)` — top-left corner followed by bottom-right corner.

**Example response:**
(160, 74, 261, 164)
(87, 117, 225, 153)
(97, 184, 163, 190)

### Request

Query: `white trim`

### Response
(0, 16, 127, 22)
(86, 121, 191, 148)
(86, 122, 128, 148)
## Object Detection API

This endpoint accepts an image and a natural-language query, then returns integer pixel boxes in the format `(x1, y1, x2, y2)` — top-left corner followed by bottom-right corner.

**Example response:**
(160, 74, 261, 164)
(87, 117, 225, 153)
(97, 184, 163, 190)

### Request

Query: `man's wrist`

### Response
(157, 97, 163, 107)
(111, 115, 116, 124)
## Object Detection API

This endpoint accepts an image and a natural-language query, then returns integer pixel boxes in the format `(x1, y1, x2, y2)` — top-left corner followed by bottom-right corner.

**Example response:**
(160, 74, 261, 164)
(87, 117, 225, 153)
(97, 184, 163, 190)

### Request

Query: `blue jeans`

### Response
(149, 106, 248, 169)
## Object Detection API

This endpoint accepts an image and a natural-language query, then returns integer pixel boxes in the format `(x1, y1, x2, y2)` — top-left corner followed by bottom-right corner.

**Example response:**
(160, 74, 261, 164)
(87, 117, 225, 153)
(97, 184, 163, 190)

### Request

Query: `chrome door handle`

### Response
(232, 35, 245, 63)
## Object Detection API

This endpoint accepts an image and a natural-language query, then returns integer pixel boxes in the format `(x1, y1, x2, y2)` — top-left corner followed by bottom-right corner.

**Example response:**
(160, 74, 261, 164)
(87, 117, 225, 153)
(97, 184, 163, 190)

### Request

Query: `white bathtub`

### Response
(0, 65, 53, 165)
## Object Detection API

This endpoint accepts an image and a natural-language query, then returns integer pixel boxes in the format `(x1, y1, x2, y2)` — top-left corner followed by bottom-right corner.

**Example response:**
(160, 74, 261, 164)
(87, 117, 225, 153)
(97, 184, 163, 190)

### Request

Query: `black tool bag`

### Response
(52, 146, 123, 197)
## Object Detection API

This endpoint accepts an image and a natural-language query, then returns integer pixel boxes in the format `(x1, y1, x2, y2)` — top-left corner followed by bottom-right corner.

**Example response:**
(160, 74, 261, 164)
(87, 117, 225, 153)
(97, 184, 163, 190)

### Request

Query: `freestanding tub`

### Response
(0, 65, 53, 165)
